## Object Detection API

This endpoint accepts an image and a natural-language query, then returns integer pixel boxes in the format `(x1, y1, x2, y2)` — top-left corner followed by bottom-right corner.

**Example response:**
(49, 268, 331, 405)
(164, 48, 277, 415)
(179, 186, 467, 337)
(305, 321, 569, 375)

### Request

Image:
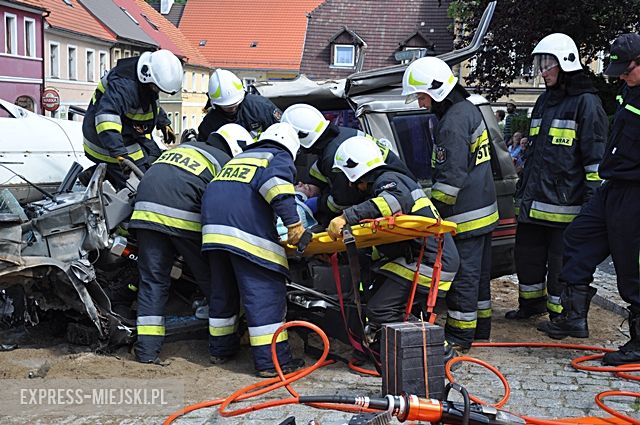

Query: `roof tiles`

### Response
(132, 0, 210, 68)
(178, 0, 324, 70)
(40, 0, 116, 42)
(300, 0, 454, 79)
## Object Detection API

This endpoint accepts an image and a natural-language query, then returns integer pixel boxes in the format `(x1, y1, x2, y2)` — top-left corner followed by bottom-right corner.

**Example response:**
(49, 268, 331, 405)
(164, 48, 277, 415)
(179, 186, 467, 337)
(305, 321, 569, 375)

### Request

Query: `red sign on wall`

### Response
(42, 88, 60, 112)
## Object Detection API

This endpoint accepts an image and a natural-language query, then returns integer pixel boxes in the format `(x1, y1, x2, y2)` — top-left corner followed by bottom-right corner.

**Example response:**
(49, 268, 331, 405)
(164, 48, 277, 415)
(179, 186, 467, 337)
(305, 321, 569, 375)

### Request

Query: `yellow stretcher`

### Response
(284, 215, 457, 257)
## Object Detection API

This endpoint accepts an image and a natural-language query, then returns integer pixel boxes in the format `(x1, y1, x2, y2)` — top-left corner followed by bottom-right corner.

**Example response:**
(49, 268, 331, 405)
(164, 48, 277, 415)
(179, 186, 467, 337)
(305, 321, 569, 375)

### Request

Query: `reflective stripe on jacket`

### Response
(515, 84, 607, 226)
(129, 142, 231, 239)
(82, 57, 159, 163)
(431, 99, 498, 238)
(201, 144, 298, 276)
(342, 168, 459, 293)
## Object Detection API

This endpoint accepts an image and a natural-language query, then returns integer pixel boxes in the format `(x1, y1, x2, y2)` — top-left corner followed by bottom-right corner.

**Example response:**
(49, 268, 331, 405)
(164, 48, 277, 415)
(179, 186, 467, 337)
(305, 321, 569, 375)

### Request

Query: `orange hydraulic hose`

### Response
(445, 355, 511, 408)
(595, 391, 640, 425)
(164, 320, 380, 425)
(445, 341, 640, 425)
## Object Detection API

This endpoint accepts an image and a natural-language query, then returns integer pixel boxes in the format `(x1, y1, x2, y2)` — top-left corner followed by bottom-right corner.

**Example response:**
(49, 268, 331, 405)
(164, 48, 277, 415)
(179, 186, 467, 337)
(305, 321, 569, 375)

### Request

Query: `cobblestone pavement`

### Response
(1, 274, 638, 425)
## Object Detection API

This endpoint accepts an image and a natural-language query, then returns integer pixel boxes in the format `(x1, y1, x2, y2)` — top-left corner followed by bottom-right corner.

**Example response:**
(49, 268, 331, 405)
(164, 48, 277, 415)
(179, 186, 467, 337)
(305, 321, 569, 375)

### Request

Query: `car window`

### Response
(0, 105, 14, 118)
(321, 109, 361, 130)
(389, 112, 438, 183)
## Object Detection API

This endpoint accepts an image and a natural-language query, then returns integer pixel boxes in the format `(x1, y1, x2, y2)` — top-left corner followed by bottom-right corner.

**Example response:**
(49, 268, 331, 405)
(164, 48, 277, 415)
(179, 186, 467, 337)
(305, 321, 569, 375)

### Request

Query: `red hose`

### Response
(445, 341, 640, 425)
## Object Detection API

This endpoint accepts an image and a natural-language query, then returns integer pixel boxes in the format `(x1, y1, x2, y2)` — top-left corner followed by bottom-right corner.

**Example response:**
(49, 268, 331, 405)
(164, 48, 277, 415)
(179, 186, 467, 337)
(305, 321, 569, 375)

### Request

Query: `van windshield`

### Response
(390, 113, 438, 183)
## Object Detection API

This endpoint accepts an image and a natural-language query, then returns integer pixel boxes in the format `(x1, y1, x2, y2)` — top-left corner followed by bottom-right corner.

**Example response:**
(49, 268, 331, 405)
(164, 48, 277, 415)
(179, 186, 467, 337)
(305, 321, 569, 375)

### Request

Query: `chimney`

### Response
(160, 0, 174, 15)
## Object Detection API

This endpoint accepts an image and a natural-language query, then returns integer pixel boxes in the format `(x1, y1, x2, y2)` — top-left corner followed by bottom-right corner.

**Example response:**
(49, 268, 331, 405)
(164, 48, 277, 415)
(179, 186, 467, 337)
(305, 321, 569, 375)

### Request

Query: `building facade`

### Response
(0, 0, 47, 113)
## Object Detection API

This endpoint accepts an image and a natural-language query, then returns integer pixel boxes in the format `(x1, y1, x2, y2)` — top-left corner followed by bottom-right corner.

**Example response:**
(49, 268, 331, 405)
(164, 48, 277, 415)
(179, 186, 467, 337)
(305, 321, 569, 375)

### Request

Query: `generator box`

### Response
(381, 321, 445, 400)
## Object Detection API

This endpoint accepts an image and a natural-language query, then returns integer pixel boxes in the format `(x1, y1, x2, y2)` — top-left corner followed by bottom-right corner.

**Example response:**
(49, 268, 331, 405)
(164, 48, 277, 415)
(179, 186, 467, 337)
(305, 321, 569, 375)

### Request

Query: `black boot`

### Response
(505, 298, 547, 320)
(544, 286, 596, 339)
(602, 310, 640, 366)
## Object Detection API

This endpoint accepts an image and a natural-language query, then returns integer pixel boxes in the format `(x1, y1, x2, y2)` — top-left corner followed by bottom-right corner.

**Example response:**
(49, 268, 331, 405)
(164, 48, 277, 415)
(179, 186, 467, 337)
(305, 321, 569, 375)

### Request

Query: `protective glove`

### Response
(162, 125, 176, 144)
(327, 215, 347, 241)
(117, 154, 135, 173)
(286, 221, 306, 246)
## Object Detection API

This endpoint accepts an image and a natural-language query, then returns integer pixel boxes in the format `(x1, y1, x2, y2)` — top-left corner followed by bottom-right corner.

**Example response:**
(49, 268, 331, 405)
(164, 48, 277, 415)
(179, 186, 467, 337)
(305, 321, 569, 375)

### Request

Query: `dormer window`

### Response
(329, 27, 366, 69)
(333, 44, 355, 67)
(397, 31, 435, 64)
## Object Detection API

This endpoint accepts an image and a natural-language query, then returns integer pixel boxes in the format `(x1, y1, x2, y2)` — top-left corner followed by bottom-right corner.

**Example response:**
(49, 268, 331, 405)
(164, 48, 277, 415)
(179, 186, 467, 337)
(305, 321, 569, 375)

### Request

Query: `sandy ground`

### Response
(0, 276, 631, 424)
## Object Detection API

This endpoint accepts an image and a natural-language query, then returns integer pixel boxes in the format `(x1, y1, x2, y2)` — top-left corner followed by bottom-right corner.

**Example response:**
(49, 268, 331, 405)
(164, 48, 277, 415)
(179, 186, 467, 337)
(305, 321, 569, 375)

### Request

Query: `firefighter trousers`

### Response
(560, 182, 640, 310)
(514, 223, 565, 315)
(206, 251, 293, 372)
(445, 234, 492, 348)
(134, 229, 210, 363)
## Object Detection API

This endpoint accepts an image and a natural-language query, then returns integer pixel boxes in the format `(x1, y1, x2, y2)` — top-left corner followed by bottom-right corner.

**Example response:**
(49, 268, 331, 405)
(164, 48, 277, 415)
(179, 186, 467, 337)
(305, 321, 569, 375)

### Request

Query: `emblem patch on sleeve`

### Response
(273, 109, 282, 121)
(434, 146, 447, 164)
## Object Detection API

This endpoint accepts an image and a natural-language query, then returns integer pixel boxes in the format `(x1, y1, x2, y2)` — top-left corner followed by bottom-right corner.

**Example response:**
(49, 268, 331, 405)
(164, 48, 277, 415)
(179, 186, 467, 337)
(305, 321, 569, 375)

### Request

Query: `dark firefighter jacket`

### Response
(129, 142, 231, 240)
(515, 72, 607, 226)
(82, 56, 159, 164)
(342, 168, 459, 292)
(306, 124, 415, 215)
(201, 143, 298, 276)
(196, 93, 282, 140)
(600, 84, 640, 182)
(430, 95, 498, 239)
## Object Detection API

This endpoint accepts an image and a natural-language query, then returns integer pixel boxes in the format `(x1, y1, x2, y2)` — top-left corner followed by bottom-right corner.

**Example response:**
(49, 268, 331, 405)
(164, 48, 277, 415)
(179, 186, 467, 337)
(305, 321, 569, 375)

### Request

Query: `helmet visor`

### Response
(533, 54, 559, 74)
(405, 93, 419, 104)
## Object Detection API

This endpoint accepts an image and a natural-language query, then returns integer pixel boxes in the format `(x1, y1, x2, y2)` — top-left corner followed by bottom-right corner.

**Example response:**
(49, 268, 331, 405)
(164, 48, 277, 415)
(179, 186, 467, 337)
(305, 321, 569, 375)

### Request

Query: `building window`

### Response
(49, 43, 60, 78)
(124, 50, 131, 58)
(99, 51, 108, 76)
(201, 73, 206, 92)
(86, 49, 95, 82)
(133, 51, 140, 56)
(68, 46, 77, 80)
(182, 72, 187, 92)
(24, 18, 36, 57)
(182, 115, 187, 132)
(113, 48, 121, 65)
(4, 13, 17, 55)
(333, 44, 355, 67)
(191, 72, 196, 92)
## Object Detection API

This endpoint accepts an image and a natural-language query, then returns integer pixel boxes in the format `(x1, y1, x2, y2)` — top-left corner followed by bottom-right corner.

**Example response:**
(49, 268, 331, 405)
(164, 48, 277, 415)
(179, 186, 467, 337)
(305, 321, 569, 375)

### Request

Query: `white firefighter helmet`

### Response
(215, 123, 254, 157)
(532, 33, 582, 72)
(281, 103, 330, 149)
(258, 122, 300, 160)
(333, 136, 386, 182)
(401, 57, 457, 103)
(137, 49, 183, 95)
(208, 69, 245, 107)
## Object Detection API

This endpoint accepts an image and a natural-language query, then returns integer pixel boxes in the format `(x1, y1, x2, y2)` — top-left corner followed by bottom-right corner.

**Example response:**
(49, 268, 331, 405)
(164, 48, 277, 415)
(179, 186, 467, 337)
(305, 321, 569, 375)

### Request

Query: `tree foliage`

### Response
(449, 0, 640, 111)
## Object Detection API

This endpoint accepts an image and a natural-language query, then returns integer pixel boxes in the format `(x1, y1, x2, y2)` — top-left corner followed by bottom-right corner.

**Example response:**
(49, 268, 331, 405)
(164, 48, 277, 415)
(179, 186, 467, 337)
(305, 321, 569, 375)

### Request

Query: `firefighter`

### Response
(197, 69, 282, 140)
(201, 122, 306, 377)
(82, 49, 182, 190)
(130, 125, 251, 363)
(281, 103, 414, 222)
(327, 136, 459, 358)
(401, 57, 498, 350)
(506, 34, 607, 322)
(541, 33, 640, 366)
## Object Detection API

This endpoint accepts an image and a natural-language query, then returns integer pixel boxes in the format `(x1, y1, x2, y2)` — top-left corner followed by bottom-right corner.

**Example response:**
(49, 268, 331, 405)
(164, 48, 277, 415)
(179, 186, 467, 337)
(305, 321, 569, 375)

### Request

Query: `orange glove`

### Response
(287, 221, 305, 246)
(327, 215, 347, 241)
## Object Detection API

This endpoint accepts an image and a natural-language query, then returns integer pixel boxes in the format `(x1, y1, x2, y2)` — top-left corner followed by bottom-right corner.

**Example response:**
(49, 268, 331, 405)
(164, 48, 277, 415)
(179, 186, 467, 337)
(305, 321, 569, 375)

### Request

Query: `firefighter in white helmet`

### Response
(82, 49, 183, 189)
(402, 56, 498, 352)
(201, 122, 306, 377)
(197, 69, 282, 141)
(281, 103, 414, 224)
(510, 34, 606, 331)
(328, 136, 459, 364)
